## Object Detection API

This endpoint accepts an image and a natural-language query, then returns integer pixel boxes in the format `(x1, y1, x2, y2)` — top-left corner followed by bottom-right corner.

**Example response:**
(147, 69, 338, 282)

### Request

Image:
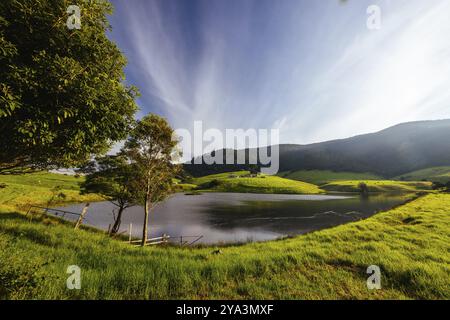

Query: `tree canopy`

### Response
(81, 154, 141, 235)
(0, 0, 138, 172)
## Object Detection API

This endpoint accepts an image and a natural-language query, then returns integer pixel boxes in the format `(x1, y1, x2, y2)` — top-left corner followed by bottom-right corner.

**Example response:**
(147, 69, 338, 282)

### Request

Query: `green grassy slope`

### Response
(1, 187, 449, 299)
(395, 166, 450, 183)
(278, 170, 382, 185)
(0, 172, 102, 211)
(321, 180, 432, 193)
(192, 171, 323, 194)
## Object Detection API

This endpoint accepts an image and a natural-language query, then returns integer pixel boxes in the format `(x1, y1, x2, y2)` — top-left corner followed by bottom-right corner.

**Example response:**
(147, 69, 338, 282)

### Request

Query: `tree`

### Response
(358, 182, 369, 196)
(0, 0, 138, 172)
(122, 114, 180, 246)
(80, 155, 140, 235)
(432, 181, 445, 190)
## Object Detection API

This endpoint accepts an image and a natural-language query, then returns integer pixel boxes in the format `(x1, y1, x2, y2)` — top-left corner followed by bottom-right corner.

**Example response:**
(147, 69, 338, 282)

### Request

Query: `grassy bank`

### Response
(278, 170, 382, 185)
(190, 171, 323, 194)
(0, 172, 449, 299)
(395, 166, 450, 183)
(0, 172, 102, 212)
(321, 180, 432, 193)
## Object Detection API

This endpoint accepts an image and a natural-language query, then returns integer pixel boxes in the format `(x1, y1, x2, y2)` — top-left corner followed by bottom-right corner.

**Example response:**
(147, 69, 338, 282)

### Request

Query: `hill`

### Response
(184, 119, 450, 178)
(321, 180, 432, 193)
(278, 170, 381, 185)
(395, 166, 450, 183)
(191, 171, 323, 194)
(0, 172, 101, 211)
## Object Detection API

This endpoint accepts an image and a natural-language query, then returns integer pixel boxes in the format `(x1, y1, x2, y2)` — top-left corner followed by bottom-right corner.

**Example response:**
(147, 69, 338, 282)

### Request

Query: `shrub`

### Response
(358, 182, 369, 195)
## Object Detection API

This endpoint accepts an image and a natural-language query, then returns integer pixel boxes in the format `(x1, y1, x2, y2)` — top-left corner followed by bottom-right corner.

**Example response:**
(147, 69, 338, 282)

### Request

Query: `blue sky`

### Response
(108, 0, 450, 148)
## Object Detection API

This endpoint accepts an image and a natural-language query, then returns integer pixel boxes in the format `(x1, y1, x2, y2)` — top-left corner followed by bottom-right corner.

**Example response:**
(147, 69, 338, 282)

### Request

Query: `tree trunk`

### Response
(141, 196, 150, 246)
(110, 205, 125, 235)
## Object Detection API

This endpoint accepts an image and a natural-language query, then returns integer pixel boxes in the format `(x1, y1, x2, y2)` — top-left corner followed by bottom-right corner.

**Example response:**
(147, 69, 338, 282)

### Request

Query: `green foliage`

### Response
(432, 181, 450, 192)
(322, 180, 433, 193)
(0, 188, 449, 299)
(0, 171, 102, 209)
(395, 166, 450, 184)
(123, 114, 180, 243)
(81, 155, 140, 205)
(192, 171, 324, 194)
(357, 182, 369, 195)
(81, 155, 141, 234)
(0, 171, 81, 190)
(278, 170, 382, 186)
(198, 179, 220, 189)
(0, 0, 138, 170)
(123, 114, 180, 205)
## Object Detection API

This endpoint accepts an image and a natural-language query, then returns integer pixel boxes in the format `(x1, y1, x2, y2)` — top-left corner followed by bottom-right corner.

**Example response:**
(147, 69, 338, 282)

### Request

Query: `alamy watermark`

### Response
(66, 5, 81, 30)
(66, 265, 81, 290)
(366, 265, 381, 290)
(174, 121, 280, 175)
(367, 5, 381, 30)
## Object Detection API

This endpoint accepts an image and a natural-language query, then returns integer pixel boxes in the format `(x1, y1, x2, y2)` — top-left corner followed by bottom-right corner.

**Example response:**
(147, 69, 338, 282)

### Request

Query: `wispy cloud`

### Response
(109, 0, 450, 151)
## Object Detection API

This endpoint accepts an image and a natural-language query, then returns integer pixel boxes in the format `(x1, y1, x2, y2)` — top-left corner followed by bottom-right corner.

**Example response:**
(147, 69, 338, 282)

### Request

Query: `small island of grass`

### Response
(185, 171, 324, 194)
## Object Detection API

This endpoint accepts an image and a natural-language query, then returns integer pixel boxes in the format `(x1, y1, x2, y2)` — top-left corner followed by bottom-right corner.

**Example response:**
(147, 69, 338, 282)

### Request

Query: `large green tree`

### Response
(0, 0, 138, 172)
(123, 114, 180, 246)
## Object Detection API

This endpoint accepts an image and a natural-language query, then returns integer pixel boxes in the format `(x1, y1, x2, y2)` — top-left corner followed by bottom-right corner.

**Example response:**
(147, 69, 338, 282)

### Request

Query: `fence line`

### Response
(126, 230, 204, 247)
(27, 209, 204, 247)
(26, 204, 93, 227)
(26, 205, 81, 218)
(129, 234, 171, 246)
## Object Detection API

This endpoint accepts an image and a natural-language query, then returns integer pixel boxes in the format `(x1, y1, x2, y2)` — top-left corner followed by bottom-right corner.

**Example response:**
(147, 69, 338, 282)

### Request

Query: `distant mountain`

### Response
(184, 119, 450, 178)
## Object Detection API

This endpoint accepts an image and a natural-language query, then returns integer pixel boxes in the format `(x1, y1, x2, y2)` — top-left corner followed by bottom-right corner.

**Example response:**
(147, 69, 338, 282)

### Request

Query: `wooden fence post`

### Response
(27, 205, 33, 222)
(128, 223, 133, 243)
(74, 203, 90, 230)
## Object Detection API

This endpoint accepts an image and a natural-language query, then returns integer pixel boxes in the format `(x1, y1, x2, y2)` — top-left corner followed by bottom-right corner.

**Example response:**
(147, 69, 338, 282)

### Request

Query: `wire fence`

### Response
(27, 206, 204, 246)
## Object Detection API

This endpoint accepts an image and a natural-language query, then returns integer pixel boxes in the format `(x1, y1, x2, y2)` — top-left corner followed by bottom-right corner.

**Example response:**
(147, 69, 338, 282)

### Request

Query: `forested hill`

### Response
(184, 119, 450, 178)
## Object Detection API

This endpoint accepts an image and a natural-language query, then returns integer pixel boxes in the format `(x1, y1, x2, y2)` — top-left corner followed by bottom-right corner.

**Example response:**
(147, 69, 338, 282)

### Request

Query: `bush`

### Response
(432, 182, 445, 190)
(199, 179, 221, 189)
(358, 182, 369, 195)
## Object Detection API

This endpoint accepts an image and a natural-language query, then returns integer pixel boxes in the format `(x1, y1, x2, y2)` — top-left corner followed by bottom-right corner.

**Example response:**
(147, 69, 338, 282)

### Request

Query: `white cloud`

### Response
(110, 0, 450, 153)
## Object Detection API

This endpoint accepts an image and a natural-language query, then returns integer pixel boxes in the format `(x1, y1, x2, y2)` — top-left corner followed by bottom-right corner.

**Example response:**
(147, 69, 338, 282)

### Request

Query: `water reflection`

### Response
(56, 192, 410, 244)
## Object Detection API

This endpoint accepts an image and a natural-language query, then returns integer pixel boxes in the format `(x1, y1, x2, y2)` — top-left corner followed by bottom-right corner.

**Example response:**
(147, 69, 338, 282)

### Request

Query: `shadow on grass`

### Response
(0, 223, 57, 247)
(0, 212, 27, 221)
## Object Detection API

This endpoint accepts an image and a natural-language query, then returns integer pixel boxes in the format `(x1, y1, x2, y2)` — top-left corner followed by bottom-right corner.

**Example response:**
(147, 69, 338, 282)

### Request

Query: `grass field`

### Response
(0, 172, 102, 212)
(395, 166, 450, 183)
(0, 177, 449, 299)
(278, 170, 382, 185)
(321, 180, 433, 193)
(1, 172, 448, 299)
(191, 171, 323, 194)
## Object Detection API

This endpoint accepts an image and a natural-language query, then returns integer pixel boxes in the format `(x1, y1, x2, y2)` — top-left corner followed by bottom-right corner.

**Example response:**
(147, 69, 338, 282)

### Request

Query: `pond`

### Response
(56, 192, 410, 244)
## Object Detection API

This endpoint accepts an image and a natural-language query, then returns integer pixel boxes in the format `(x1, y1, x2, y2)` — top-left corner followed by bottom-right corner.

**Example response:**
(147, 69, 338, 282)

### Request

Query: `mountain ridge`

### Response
(184, 119, 450, 178)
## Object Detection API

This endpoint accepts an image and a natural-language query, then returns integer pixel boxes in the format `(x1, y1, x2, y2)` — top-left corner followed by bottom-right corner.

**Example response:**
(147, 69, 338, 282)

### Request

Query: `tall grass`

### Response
(0, 172, 448, 299)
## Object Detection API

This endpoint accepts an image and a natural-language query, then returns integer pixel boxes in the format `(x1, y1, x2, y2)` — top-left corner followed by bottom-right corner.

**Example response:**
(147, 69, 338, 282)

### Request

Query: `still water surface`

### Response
(56, 192, 409, 244)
